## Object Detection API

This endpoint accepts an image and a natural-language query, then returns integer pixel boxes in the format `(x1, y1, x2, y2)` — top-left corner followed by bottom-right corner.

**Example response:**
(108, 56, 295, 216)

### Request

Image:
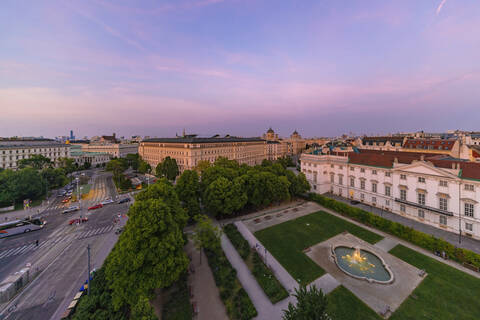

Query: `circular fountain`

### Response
(332, 246, 394, 284)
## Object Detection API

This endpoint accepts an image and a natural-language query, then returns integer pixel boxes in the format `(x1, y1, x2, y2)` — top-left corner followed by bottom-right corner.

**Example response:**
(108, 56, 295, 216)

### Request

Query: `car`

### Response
(62, 198, 70, 203)
(101, 199, 114, 205)
(350, 200, 360, 205)
(118, 198, 131, 204)
(88, 204, 103, 211)
(62, 206, 80, 214)
(69, 217, 88, 225)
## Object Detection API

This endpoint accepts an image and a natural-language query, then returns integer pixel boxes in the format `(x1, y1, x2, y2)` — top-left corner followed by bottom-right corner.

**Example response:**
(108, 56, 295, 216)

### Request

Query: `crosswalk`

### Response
(0, 233, 76, 260)
(0, 224, 115, 260)
(76, 225, 114, 240)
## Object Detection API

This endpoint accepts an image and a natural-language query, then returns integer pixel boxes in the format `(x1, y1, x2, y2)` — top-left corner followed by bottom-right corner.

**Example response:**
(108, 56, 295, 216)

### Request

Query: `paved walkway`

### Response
(186, 241, 228, 320)
(374, 238, 399, 252)
(327, 193, 480, 254)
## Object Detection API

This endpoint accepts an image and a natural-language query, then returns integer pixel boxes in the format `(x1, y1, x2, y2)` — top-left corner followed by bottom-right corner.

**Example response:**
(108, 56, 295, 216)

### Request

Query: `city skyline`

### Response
(2, 0, 480, 137)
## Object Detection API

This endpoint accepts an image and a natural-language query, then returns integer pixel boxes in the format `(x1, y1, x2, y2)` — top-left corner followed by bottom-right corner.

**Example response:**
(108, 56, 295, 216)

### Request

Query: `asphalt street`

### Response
(0, 169, 132, 320)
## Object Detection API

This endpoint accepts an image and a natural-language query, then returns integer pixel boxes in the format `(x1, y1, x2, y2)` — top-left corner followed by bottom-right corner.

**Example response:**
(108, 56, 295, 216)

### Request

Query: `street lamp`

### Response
(76, 177, 81, 209)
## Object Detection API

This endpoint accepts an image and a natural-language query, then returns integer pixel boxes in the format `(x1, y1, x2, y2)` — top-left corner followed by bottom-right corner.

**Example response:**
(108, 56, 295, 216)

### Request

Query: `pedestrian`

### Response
(35, 240, 39, 247)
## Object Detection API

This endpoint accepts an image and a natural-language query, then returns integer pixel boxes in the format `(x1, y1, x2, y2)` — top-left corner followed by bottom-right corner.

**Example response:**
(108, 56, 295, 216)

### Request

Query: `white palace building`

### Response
(301, 150, 480, 240)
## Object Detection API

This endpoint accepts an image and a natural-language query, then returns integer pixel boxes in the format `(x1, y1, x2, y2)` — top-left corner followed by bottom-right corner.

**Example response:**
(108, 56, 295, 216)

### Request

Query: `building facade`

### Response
(139, 136, 266, 172)
(69, 145, 112, 167)
(0, 139, 70, 170)
(301, 150, 480, 240)
(80, 143, 138, 158)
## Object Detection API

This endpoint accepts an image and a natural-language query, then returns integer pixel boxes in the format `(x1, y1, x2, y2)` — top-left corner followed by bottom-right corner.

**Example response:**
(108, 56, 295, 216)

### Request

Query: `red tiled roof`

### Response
(403, 138, 456, 150)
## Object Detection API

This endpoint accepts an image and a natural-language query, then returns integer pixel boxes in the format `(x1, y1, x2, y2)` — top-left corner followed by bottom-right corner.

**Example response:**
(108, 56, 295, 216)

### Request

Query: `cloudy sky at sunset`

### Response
(1, 0, 479, 138)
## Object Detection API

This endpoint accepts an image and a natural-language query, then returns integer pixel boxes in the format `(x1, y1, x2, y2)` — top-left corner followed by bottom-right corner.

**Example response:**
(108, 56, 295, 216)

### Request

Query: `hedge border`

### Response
(308, 193, 480, 269)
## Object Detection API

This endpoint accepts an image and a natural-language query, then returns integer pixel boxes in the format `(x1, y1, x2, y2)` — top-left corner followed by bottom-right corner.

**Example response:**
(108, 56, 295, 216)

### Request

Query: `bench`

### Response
(463, 262, 480, 272)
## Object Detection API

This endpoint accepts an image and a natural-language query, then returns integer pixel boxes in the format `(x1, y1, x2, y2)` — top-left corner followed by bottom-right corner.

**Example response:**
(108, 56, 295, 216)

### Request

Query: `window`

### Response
(350, 177, 355, 187)
(400, 174, 406, 180)
(439, 216, 447, 226)
(330, 174, 334, 183)
(372, 183, 377, 193)
(465, 203, 474, 217)
(350, 167, 354, 171)
(339, 188, 342, 196)
(466, 223, 473, 232)
(418, 177, 425, 183)
(360, 180, 365, 190)
(339, 165, 343, 169)
(360, 193, 365, 200)
(385, 172, 391, 177)
(418, 209, 425, 218)
(386, 200, 390, 206)
(439, 180, 448, 187)
(372, 170, 377, 175)
(360, 168, 365, 173)
(439, 198, 448, 211)
(400, 189, 407, 201)
(385, 186, 391, 196)
(372, 197, 376, 203)
(465, 184, 475, 191)
(330, 164, 334, 168)
(417, 193, 425, 206)
(338, 176, 343, 185)
(400, 204, 406, 212)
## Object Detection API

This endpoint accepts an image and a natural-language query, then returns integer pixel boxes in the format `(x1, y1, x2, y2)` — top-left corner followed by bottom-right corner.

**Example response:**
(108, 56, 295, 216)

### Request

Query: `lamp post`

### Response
(76, 177, 81, 209)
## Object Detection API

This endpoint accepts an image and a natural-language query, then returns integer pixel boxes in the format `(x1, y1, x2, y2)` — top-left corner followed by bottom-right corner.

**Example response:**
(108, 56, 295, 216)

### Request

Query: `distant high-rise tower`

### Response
(70, 130, 75, 140)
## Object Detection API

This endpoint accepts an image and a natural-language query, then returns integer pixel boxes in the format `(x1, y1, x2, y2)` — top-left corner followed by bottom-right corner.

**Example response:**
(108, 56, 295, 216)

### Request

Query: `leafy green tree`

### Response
(126, 153, 140, 171)
(203, 177, 247, 216)
(155, 157, 179, 181)
(12, 168, 46, 201)
(18, 154, 52, 170)
(193, 160, 210, 175)
(214, 156, 239, 170)
(130, 295, 157, 320)
(282, 285, 329, 320)
(285, 171, 310, 196)
(200, 165, 238, 192)
(41, 167, 68, 189)
(57, 157, 76, 174)
(175, 170, 201, 218)
(0, 169, 15, 207)
(82, 161, 92, 170)
(277, 156, 295, 168)
(137, 160, 151, 174)
(106, 159, 126, 176)
(105, 198, 189, 309)
(192, 215, 222, 264)
(245, 171, 290, 207)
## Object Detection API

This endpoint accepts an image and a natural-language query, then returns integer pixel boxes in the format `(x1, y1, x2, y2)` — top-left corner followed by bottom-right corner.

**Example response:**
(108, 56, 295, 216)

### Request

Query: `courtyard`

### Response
(241, 204, 480, 319)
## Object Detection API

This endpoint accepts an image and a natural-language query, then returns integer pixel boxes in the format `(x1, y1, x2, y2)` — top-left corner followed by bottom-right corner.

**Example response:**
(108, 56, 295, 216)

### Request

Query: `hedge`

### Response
(308, 193, 480, 269)
(204, 246, 257, 320)
(224, 223, 289, 304)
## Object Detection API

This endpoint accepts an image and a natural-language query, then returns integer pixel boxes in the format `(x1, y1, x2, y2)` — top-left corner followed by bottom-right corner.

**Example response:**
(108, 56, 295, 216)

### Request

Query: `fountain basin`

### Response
(332, 246, 394, 284)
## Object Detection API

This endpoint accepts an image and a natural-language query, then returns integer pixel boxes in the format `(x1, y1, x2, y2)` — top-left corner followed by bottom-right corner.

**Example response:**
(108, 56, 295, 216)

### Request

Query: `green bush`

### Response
(162, 273, 193, 320)
(309, 193, 480, 269)
(204, 247, 257, 320)
(224, 223, 289, 304)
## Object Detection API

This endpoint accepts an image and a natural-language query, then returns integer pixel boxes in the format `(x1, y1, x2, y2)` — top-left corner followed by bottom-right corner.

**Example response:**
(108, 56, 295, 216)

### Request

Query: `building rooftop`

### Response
(142, 136, 265, 143)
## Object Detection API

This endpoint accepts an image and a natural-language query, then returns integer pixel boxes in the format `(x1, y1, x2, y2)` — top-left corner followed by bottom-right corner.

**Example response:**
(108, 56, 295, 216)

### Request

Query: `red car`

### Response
(88, 204, 103, 211)
(62, 198, 70, 203)
(69, 217, 88, 225)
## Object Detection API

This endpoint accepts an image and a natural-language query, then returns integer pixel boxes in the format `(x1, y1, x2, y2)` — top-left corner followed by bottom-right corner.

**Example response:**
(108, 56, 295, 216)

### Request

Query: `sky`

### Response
(1, 0, 479, 138)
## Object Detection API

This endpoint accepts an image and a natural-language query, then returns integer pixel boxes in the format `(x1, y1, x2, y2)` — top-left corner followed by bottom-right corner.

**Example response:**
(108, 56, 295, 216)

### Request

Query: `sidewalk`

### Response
(326, 193, 480, 254)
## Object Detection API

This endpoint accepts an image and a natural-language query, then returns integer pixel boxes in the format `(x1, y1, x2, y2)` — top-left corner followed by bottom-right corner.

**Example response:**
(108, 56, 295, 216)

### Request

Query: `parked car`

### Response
(350, 200, 360, 205)
(101, 199, 114, 205)
(88, 204, 103, 211)
(118, 198, 131, 204)
(62, 206, 80, 214)
(69, 217, 88, 225)
(62, 198, 70, 203)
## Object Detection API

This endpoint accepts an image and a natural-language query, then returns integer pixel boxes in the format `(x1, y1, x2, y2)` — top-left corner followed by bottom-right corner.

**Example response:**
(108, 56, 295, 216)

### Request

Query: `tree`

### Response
(126, 153, 140, 171)
(200, 165, 238, 192)
(41, 167, 68, 189)
(155, 157, 179, 181)
(57, 157, 76, 174)
(106, 159, 126, 176)
(203, 177, 247, 216)
(193, 160, 210, 175)
(175, 170, 201, 218)
(192, 215, 222, 264)
(285, 171, 310, 196)
(137, 160, 151, 174)
(82, 161, 92, 170)
(18, 155, 52, 170)
(277, 156, 295, 168)
(105, 198, 189, 309)
(244, 171, 290, 208)
(282, 285, 329, 320)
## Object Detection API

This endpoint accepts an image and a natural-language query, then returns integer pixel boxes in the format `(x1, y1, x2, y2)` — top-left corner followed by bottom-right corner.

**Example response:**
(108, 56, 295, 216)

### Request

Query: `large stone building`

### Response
(70, 140, 138, 158)
(139, 135, 266, 172)
(69, 145, 112, 167)
(301, 149, 480, 240)
(0, 139, 70, 170)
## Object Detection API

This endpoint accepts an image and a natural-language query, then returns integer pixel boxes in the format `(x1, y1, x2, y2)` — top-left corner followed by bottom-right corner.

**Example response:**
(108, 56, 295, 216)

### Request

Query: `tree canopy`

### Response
(203, 177, 247, 216)
(175, 170, 201, 218)
(18, 154, 52, 170)
(192, 215, 222, 252)
(282, 285, 329, 320)
(155, 156, 179, 181)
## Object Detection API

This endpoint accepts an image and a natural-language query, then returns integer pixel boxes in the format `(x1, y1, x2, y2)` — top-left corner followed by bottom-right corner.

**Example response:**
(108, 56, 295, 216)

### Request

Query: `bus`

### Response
(0, 218, 46, 238)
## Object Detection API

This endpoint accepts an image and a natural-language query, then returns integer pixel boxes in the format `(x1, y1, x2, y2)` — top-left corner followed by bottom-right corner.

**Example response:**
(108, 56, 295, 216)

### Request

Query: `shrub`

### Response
(309, 193, 480, 269)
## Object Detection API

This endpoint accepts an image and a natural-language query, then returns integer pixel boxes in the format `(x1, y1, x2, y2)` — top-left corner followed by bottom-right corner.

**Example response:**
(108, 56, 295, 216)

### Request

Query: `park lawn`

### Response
(326, 286, 381, 320)
(389, 244, 480, 320)
(254, 211, 383, 284)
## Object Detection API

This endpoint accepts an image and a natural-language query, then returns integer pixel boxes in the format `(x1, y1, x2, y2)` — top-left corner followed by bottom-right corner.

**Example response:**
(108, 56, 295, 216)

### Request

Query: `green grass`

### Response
(254, 211, 383, 284)
(389, 244, 480, 320)
(80, 184, 91, 195)
(326, 286, 381, 320)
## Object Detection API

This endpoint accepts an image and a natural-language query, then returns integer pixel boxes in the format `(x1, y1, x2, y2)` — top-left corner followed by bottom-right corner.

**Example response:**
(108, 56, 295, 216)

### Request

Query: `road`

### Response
(0, 169, 132, 320)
